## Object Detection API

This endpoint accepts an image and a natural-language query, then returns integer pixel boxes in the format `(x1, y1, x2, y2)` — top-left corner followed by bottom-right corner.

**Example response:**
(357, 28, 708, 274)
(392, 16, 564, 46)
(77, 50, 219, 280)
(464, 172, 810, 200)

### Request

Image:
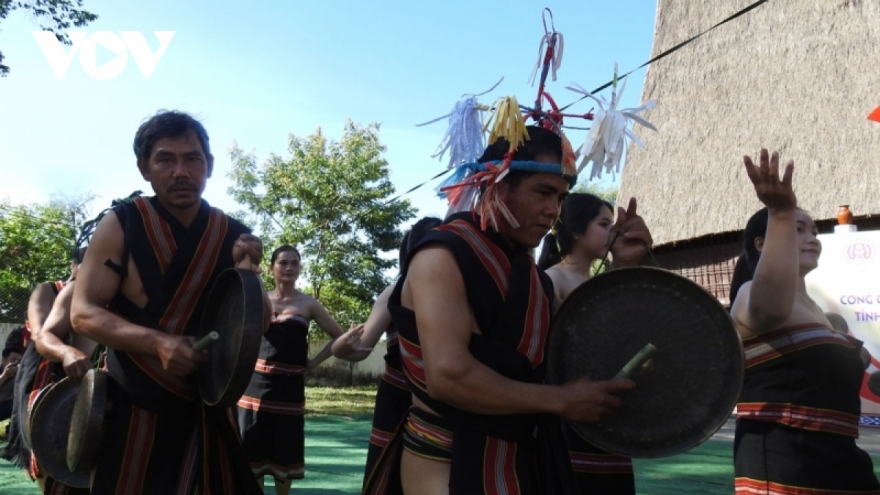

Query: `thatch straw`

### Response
(618, 0, 880, 246)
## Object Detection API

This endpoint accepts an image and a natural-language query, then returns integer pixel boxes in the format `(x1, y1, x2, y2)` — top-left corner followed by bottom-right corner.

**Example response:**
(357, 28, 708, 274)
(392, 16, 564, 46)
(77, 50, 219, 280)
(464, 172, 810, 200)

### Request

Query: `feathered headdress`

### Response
(421, 8, 657, 231)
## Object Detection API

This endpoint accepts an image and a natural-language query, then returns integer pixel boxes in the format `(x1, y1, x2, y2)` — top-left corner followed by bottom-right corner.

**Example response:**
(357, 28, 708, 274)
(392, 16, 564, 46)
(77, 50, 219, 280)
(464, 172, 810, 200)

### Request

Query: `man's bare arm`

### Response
(408, 246, 633, 422)
(33, 282, 92, 378)
(307, 300, 346, 370)
(27, 282, 57, 338)
(70, 211, 204, 377)
(332, 284, 394, 362)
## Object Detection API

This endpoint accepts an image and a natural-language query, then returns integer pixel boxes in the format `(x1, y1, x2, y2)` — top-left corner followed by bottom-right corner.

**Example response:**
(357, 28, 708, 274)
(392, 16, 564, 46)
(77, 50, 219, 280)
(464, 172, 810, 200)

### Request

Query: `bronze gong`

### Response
(66, 368, 109, 473)
(29, 377, 90, 488)
(197, 268, 267, 407)
(546, 267, 744, 458)
(23, 382, 55, 454)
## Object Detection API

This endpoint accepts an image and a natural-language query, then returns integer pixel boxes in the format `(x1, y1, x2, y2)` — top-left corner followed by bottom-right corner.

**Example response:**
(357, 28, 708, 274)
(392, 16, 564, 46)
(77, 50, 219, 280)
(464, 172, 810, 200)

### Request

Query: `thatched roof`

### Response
(618, 0, 880, 246)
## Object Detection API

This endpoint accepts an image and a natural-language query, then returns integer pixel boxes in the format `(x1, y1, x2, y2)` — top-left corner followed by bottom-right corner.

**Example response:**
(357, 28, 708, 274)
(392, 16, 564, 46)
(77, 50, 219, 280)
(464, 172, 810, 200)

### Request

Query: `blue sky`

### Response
(0, 0, 658, 227)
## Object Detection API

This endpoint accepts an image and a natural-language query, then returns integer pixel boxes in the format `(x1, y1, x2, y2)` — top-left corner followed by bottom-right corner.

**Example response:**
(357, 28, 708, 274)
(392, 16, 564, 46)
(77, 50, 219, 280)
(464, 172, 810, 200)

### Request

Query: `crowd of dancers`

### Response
(1, 109, 877, 495)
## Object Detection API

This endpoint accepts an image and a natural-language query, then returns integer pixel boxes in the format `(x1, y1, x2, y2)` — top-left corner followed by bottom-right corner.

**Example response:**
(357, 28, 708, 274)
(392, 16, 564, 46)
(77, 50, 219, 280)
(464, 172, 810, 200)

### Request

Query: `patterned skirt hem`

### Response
(250, 462, 305, 480)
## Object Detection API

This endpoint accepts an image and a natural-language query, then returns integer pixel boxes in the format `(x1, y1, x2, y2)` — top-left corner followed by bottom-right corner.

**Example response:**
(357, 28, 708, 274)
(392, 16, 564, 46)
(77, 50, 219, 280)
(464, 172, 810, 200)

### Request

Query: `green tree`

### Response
(0, 197, 88, 321)
(1, 0, 97, 77)
(572, 181, 618, 206)
(228, 121, 416, 327)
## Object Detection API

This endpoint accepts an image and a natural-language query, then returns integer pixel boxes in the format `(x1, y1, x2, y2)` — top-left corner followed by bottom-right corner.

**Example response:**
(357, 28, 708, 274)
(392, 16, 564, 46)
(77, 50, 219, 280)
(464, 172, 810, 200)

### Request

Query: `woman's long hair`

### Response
(537, 193, 613, 270)
(728, 208, 769, 307)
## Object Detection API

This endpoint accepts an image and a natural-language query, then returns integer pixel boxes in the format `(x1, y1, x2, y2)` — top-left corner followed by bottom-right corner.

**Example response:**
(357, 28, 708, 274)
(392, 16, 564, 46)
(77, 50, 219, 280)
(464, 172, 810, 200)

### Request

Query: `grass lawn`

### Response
(2, 385, 880, 494)
(305, 385, 378, 417)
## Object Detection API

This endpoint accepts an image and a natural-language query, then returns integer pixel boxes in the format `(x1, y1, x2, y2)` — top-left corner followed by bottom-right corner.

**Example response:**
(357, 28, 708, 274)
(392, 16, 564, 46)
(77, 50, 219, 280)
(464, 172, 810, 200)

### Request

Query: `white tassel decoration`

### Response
(417, 78, 503, 168)
(566, 66, 657, 180)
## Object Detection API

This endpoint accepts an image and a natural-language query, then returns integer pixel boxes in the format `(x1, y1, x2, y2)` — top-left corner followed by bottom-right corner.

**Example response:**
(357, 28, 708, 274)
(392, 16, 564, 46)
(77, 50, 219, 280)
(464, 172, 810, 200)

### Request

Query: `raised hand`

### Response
(0, 362, 17, 380)
(233, 233, 264, 273)
(743, 149, 796, 212)
(332, 324, 373, 361)
(609, 197, 654, 267)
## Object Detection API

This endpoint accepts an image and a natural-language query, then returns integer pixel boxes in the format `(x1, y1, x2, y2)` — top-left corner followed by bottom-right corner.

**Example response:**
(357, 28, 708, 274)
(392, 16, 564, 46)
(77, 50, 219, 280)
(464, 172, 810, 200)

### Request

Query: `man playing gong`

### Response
(71, 110, 264, 495)
(365, 121, 636, 495)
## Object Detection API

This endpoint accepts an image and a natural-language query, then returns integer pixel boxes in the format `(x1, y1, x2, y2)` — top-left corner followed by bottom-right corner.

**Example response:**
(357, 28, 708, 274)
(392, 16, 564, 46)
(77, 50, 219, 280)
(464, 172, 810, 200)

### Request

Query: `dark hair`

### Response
(537, 193, 613, 270)
(2, 347, 22, 359)
(477, 125, 566, 190)
(728, 208, 769, 307)
(4, 326, 25, 351)
(270, 245, 301, 266)
(133, 110, 211, 161)
(399, 216, 442, 273)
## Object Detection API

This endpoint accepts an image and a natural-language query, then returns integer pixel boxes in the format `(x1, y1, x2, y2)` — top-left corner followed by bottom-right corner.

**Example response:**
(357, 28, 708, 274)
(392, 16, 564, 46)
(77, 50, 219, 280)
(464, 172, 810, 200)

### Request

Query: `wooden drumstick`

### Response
(614, 343, 657, 379)
(193, 331, 220, 352)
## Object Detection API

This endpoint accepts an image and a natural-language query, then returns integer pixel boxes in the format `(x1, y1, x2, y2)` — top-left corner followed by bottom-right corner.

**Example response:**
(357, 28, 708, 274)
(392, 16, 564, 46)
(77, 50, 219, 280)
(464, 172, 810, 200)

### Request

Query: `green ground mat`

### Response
(2, 414, 879, 494)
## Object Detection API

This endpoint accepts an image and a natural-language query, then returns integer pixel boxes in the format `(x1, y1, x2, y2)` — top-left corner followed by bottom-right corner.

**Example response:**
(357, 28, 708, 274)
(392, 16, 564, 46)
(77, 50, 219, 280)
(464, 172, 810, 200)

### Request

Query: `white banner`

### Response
(805, 230, 880, 418)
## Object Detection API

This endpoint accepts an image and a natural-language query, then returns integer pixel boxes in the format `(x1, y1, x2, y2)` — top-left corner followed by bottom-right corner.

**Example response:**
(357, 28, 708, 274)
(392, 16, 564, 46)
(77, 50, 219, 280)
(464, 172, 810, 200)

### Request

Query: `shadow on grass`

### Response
(634, 440, 734, 495)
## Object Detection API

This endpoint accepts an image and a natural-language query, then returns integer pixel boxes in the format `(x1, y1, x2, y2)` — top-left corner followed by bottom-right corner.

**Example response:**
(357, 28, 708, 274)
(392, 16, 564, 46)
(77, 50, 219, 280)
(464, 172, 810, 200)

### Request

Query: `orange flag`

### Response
(869, 106, 880, 123)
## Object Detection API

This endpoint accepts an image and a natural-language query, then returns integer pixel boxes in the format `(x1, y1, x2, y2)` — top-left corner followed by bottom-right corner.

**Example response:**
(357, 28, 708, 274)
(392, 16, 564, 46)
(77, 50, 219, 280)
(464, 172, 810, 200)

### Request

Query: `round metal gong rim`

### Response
(548, 266, 744, 458)
(30, 377, 90, 488)
(67, 368, 108, 473)
(24, 382, 54, 453)
(197, 268, 264, 407)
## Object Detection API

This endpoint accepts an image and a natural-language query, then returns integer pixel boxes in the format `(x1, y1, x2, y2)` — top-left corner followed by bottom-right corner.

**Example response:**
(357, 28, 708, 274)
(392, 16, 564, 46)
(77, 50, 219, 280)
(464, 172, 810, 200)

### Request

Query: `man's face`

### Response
(137, 129, 213, 212)
(497, 170, 570, 249)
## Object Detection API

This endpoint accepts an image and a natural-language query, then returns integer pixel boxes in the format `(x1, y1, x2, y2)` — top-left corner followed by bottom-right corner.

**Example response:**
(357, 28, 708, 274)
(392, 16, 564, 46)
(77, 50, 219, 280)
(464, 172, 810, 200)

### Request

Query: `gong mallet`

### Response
(193, 331, 220, 352)
(614, 343, 657, 379)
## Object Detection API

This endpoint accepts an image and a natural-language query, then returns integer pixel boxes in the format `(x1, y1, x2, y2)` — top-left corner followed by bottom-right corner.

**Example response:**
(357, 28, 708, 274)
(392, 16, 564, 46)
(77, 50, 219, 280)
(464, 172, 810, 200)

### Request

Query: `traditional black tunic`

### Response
(90, 196, 261, 495)
(361, 325, 411, 491)
(237, 316, 309, 480)
(735, 323, 880, 494)
(363, 213, 577, 495)
(564, 424, 634, 495)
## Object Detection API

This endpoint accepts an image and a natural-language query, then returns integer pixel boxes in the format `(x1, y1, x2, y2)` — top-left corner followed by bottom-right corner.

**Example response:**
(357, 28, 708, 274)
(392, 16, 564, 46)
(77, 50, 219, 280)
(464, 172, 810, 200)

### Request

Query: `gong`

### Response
(197, 268, 266, 407)
(546, 267, 744, 458)
(23, 382, 54, 453)
(66, 369, 108, 473)
(29, 377, 89, 488)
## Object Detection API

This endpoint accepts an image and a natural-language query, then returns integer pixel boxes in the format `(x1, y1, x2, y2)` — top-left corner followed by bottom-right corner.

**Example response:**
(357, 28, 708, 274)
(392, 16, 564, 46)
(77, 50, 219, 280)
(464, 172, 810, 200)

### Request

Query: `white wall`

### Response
(306, 338, 387, 386)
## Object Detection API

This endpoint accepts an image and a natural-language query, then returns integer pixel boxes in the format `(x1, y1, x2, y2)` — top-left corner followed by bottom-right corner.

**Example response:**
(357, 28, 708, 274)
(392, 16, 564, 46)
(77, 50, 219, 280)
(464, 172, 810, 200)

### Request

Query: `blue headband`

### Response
(437, 160, 576, 198)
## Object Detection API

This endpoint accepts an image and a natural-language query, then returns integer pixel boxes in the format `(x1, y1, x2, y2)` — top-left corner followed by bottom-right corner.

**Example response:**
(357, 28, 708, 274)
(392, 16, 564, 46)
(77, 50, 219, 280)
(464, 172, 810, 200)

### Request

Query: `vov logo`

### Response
(32, 31, 175, 80)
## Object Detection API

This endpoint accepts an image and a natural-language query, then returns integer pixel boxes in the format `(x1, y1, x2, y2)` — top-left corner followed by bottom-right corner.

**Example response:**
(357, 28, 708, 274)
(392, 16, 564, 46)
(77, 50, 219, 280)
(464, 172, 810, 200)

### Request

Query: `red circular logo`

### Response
(846, 242, 874, 264)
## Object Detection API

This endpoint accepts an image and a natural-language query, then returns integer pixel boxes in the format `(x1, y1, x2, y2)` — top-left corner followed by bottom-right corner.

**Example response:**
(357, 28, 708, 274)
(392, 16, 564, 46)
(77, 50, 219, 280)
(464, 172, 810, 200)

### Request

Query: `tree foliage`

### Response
(0, 198, 87, 321)
(228, 121, 416, 326)
(0, 0, 97, 77)
(572, 180, 619, 206)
